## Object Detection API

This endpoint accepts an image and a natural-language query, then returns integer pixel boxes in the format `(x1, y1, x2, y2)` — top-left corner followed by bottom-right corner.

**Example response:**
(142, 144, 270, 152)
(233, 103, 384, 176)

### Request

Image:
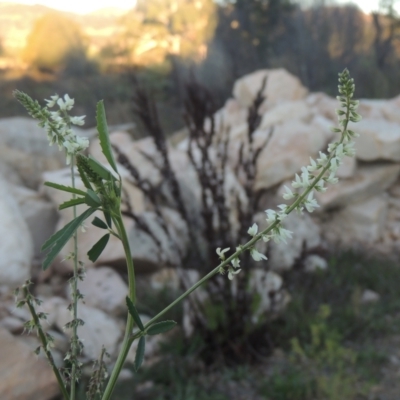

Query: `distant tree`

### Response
(119, 0, 217, 65)
(23, 12, 88, 73)
(372, 0, 400, 70)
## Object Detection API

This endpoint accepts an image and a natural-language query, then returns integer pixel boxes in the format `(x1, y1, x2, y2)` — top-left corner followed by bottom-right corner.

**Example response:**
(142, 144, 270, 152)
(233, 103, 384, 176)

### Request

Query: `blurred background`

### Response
(2, 0, 400, 131)
(3, 1, 400, 400)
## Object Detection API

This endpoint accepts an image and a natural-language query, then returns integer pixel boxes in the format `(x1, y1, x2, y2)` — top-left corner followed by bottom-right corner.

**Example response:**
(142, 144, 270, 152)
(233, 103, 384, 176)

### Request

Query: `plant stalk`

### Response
(24, 288, 70, 400)
(70, 157, 79, 400)
(101, 211, 136, 400)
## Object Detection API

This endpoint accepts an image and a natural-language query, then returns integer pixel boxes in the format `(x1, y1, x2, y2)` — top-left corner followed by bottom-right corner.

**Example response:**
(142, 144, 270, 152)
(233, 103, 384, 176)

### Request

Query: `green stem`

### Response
(24, 288, 70, 400)
(101, 211, 136, 400)
(104, 93, 351, 398)
(141, 127, 349, 331)
(70, 157, 79, 400)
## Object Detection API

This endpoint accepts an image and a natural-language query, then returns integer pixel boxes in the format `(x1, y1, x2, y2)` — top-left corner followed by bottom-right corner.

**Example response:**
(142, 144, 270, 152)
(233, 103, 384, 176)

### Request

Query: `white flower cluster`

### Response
(217, 69, 361, 280)
(45, 94, 89, 164)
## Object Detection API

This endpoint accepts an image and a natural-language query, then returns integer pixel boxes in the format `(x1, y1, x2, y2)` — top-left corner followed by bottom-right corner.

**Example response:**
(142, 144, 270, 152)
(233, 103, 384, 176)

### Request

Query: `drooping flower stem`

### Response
(101, 210, 136, 400)
(131, 70, 358, 336)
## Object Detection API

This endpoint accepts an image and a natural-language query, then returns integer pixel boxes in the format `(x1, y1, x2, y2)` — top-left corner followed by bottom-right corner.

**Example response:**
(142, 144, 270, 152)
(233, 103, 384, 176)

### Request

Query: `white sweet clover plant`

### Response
(12, 69, 360, 400)
(216, 69, 360, 280)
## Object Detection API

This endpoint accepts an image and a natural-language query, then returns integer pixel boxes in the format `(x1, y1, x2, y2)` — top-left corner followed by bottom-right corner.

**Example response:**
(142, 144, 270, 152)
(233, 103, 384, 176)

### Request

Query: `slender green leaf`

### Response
(87, 156, 112, 181)
(92, 217, 108, 229)
(134, 337, 145, 372)
(59, 197, 86, 210)
(126, 297, 145, 331)
(85, 189, 102, 208)
(44, 182, 86, 196)
(87, 234, 110, 262)
(77, 162, 93, 190)
(42, 208, 93, 251)
(42, 208, 96, 270)
(104, 211, 112, 228)
(147, 321, 177, 336)
(96, 100, 118, 173)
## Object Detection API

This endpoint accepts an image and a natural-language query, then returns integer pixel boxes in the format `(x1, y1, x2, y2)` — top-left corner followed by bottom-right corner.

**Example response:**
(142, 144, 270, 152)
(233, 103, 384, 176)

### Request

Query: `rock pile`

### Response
(0, 68, 398, 398)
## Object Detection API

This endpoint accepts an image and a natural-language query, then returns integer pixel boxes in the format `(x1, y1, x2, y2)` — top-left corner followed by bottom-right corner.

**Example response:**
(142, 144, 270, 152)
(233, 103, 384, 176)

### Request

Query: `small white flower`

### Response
(216, 247, 230, 261)
(314, 179, 327, 193)
(325, 172, 338, 184)
(277, 204, 288, 221)
(328, 142, 339, 154)
(248, 223, 258, 237)
(335, 143, 344, 158)
(250, 248, 268, 262)
(228, 266, 241, 280)
(317, 151, 328, 165)
(307, 157, 318, 172)
(300, 167, 311, 188)
(282, 185, 295, 200)
(291, 174, 302, 188)
(70, 115, 86, 126)
(343, 142, 356, 157)
(75, 135, 89, 151)
(57, 94, 75, 111)
(265, 209, 277, 224)
(262, 234, 271, 242)
(304, 191, 319, 213)
(272, 226, 293, 243)
(231, 257, 240, 269)
(45, 94, 59, 108)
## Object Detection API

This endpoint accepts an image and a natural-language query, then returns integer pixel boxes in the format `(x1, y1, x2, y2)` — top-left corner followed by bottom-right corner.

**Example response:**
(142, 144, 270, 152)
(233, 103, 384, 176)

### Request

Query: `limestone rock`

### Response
(382, 95, 400, 123)
(0, 179, 33, 288)
(361, 289, 380, 304)
(0, 117, 90, 189)
(0, 161, 23, 186)
(357, 99, 386, 120)
(69, 267, 128, 315)
(128, 208, 189, 272)
(248, 270, 287, 323)
(304, 254, 328, 272)
(0, 328, 59, 400)
(322, 195, 388, 244)
(269, 213, 321, 272)
(233, 69, 308, 110)
(306, 92, 338, 121)
(316, 163, 400, 210)
(56, 304, 121, 360)
(336, 156, 357, 179)
(9, 184, 58, 259)
(259, 100, 312, 130)
(255, 120, 326, 190)
(353, 119, 400, 161)
(150, 268, 180, 291)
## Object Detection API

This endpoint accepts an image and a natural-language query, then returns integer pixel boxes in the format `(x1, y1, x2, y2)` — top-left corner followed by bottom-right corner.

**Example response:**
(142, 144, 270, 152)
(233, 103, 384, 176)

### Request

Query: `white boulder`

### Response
(0, 179, 33, 288)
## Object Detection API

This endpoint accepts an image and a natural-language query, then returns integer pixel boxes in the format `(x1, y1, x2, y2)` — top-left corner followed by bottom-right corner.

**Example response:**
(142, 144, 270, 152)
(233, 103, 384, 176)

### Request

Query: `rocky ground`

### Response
(2, 68, 400, 398)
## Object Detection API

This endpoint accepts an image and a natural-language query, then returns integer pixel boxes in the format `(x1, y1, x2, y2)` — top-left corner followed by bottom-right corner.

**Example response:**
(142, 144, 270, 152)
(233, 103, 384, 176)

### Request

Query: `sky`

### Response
(0, 0, 398, 15)
(0, 0, 137, 14)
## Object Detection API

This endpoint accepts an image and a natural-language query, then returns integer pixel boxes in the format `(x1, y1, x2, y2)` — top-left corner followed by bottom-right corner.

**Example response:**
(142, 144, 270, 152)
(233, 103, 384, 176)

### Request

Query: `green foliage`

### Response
(289, 305, 367, 400)
(23, 12, 88, 72)
(126, 297, 145, 331)
(41, 207, 96, 270)
(260, 365, 314, 400)
(87, 234, 110, 262)
(134, 337, 146, 372)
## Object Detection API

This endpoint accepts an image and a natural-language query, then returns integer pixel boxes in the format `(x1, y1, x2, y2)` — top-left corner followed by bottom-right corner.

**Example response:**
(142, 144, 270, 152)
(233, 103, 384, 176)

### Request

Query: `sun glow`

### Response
(0, 0, 137, 15)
